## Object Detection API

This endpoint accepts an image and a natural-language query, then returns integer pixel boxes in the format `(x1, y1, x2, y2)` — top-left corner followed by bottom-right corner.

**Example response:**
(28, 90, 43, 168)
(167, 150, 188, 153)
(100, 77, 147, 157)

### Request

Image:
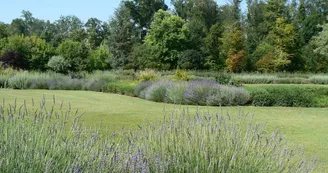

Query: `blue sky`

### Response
(0, 0, 235, 23)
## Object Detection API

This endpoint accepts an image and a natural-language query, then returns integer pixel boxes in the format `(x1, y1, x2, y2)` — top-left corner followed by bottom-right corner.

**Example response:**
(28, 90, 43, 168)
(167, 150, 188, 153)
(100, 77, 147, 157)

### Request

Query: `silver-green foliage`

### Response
(47, 56, 71, 73)
(0, 99, 317, 172)
(139, 80, 250, 106)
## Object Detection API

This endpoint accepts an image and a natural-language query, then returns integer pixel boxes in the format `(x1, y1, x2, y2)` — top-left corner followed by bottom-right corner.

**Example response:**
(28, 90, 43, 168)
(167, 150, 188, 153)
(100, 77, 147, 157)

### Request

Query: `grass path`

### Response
(0, 89, 327, 170)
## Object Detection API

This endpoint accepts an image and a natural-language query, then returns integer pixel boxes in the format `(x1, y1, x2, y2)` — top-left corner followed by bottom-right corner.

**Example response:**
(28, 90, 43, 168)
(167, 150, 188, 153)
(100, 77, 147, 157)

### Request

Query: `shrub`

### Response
(83, 79, 107, 92)
(226, 50, 246, 72)
(185, 80, 218, 105)
(249, 88, 274, 106)
(106, 81, 135, 96)
(232, 87, 251, 105)
(50, 78, 84, 90)
(206, 85, 250, 106)
(145, 80, 172, 102)
(249, 86, 314, 107)
(166, 82, 187, 104)
(87, 71, 117, 83)
(56, 39, 87, 72)
(87, 44, 111, 71)
(134, 81, 152, 97)
(173, 69, 189, 81)
(140, 80, 251, 106)
(0, 65, 19, 76)
(47, 56, 71, 74)
(0, 100, 317, 172)
(0, 51, 28, 69)
(137, 69, 159, 81)
(7, 72, 32, 89)
(215, 72, 233, 84)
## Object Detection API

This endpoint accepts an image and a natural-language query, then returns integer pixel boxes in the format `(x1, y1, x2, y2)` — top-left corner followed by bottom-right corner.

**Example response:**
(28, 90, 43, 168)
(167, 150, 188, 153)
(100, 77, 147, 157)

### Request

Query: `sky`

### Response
(0, 0, 236, 24)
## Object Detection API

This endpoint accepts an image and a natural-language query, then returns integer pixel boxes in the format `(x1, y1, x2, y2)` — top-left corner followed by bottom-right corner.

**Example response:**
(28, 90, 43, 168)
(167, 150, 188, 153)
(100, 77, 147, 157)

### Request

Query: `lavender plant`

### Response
(166, 81, 188, 104)
(145, 80, 172, 102)
(0, 98, 317, 172)
(139, 79, 250, 106)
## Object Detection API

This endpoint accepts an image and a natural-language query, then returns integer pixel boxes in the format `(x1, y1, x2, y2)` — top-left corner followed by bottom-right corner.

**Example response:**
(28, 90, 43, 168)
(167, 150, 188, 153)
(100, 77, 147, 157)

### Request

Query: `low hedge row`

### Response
(245, 85, 328, 107)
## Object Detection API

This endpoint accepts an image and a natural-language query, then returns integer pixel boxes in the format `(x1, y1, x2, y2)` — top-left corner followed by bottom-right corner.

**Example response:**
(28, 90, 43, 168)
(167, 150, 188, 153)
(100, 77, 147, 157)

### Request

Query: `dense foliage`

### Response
(1, 0, 328, 73)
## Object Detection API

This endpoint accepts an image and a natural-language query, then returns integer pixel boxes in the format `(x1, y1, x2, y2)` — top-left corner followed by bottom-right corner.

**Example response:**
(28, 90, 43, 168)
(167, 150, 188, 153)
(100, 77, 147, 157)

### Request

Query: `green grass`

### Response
(0, 89, 327, 171)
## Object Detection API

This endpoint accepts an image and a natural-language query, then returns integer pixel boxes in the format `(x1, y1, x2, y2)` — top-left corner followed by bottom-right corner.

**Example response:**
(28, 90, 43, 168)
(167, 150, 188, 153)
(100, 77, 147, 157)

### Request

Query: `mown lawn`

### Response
(0, 89, 327, 171)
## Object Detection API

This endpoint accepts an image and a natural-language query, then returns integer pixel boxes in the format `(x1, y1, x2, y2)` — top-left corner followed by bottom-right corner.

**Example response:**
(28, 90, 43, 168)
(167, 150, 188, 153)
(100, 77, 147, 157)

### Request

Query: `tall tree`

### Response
(124, 0, 168, 39)
(85, 18, 109, 48)
(171, 0, 218, 30)
(143, 10, 188, 69)
(264, 0, 288, 30)
(54, 15, 85, 43)
(108, 3, 139, 69)
(0, 22, 9, 39)
(256, 18, 297, 71)
(245, 0, 267, 70)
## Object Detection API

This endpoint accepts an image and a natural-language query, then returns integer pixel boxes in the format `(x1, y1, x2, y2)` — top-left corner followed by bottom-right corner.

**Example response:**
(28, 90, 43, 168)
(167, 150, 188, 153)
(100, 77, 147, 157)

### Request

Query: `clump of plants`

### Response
(137, 69, 160, 81)
(136, 79, 250, 106)
(173, 69, 189, 81)
(0, 98, 317, 172)
(247, 85, 315, 107)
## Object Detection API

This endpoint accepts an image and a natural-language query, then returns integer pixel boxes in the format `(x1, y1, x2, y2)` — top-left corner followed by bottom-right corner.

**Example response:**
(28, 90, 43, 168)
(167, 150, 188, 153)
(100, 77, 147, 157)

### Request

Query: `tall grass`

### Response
(309, 75, 328, 84)
(0, 98, 317, 172)
(233, 74, 278, 84)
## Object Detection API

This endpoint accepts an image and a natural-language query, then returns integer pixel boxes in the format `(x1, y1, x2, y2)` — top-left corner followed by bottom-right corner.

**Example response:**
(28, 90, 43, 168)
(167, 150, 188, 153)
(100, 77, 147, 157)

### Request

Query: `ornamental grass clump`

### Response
(87, 71, 117, 83)
(0, 98, 317, 172)
(309, 75, 328, 84)
(232, 74, 278, 84)
(7, 72, 33, 89)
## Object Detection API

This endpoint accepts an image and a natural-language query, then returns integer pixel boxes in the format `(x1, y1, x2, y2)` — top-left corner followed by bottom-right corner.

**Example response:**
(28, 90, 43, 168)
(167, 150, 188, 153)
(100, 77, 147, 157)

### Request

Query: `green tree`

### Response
(85, 18, 108, 48)
(203, 23, 223, 70)
(245, 0, 267, 70)
(144, 10, 188, 70)
(47, 56, 70, 74)
(56, 39, 88, 72)
(28, 36, 55, 70)
(171, 0, 218, 30)
(256, 18, 297, 71)
(87, 44, 111, 71)
(221, 26, 245, 72)
(108, 3, 139, 69)
(264, 0, 288, 30)
(0, 22, 9, 39)
(0, 35, 54, 70)
(54, 15, 85, 43)
(313, 24, 328, 58)
(8, 19, 28, 36)
(125, 0, 168, 28)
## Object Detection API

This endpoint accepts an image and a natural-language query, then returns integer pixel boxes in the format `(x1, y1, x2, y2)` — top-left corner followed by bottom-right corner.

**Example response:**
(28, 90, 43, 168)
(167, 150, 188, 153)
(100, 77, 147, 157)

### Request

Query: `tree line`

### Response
(1, 0, 328, 73)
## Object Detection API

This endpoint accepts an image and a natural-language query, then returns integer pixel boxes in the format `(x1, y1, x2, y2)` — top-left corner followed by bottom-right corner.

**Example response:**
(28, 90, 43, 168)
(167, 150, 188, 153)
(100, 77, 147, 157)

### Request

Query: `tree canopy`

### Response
(1, 0, 328, 73)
